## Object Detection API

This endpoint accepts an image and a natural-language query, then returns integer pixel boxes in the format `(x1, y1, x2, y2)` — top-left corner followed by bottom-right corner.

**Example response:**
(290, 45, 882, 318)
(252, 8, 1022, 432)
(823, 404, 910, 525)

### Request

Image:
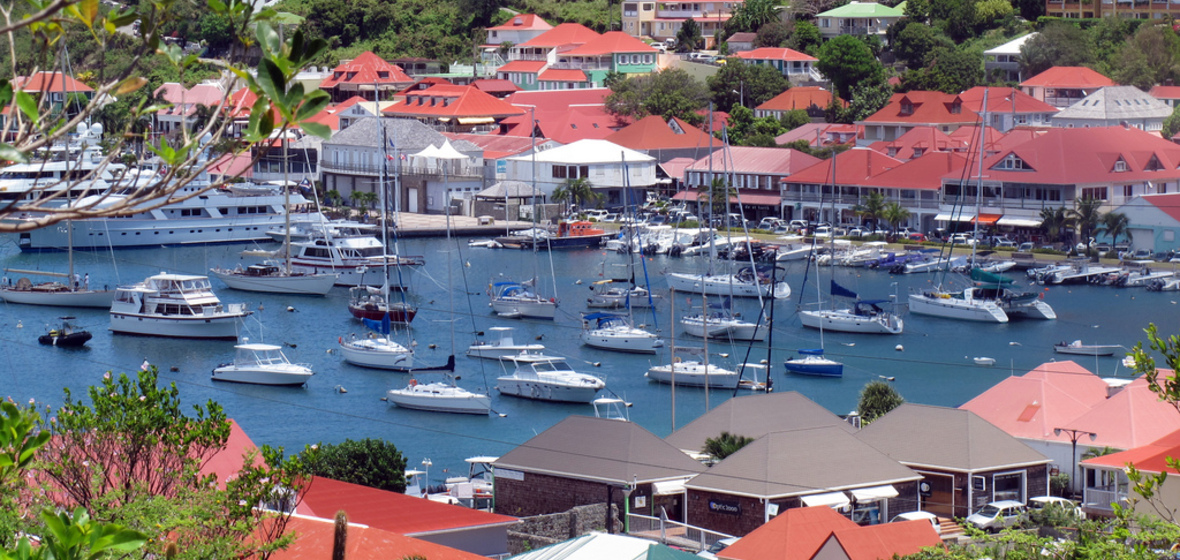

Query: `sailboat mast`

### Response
(971, 90, 989, 266)
(670, 286, 676, 431)
(283, 126, 291, 274)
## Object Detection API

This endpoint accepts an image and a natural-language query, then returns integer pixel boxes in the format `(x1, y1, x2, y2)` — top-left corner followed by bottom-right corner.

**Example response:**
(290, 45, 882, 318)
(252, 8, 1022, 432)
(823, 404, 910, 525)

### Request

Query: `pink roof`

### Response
(775, 123, 859, 147)
(1141, 193, 1180, 224)
(862, 91, 979, 125)
(487, 13, 552, 32)
(443, 133, 542, 159)
(758, 86, 845, 112)
(301, 96, 369, 132)
(863, 151, 968, 191)
(297, 476, 516, 536)
(970, 126, 1180, 185)
(868, 126, 966, 160)
(1021, 66, 1115, 89)
(1149, 85, 1180, 100)
(783, 147, 902, 186)
(563, 31, 656, 56)
(1082, 428, 1180, 474)
(1064, 376, 1180, 450)
(498, 60, 547, 74)
(660, 157, 696, 180)
(383, 84, 525, 119)
(825, 520, 944, 560)
(320, 52, 413, 89)
(719, 506, 857, 560)
(606, 115, 715, 150)
(517, 23, 600, 48)
(267, 515, 487, 560)
(153, 82, 228, 117)
(471, 79, 521, 94)
(14, 71, 93, 93)
(959, 86, 1058, 114)
(539, 68, 589, 82)
(959, 361, 1111, 441)
(733, 47, 817, 62)
(685, 146, 822, 176)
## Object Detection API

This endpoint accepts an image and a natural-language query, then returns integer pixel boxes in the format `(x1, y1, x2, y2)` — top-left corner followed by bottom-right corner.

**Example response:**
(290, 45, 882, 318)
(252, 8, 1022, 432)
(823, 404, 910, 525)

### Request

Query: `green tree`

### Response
(1097, 212, 1131, 247)
(303, 438, 408, 493)
(677, 18, 705, 52)
(925, 47, 983, 94)
(325, 189, 344, 209)
(894, 22, 951, 69)
(1070, 197, 1103, 245)
(857, 380, 904, 423)
(780, 109, 812, 131)
(847, 76, 893, 121)
(1110, 24, 1180, 91)
(707, 63, 789, 113)
(727, 0, 781, 34)
(855, 191, 887, 228)
(904, 0, 930, 22)
(940, 0, 977, 43)
(881, 201, 912, 235)
(605, 69, 710, 125)
(1163, 104, 1180, 140)
(552, 177, 604, 210)
(1039, 206, 1075, 246)
(816, 35, 885, 100)
(790, 21, 822, 53)
(1020, 22, 1094, 78)
(974, 0, 1014, 29)
(1014, 0, 1045, 21)
(698, 176, 737, 217)
(702, 431, 754, 461)
(755, 21, 793, 48)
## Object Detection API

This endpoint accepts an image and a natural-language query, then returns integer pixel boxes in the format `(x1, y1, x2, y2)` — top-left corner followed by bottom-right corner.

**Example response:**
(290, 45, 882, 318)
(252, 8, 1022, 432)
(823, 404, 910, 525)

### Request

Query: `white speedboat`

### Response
(665, 265, 790, 299)
(646, 360, 741, 389)
(488, 280, 556, 319)
(210, 262, 338, 295)
(109, 273, 251, 339)
(290, 225, 424, 288)
(495, 353, 605, 403)
(386, 379, 492, 415)
(580, 312, 664, 354)
(212, 342, 313, 386)
(466, 326, 545, 359)
(1054, 340, 1121, 356)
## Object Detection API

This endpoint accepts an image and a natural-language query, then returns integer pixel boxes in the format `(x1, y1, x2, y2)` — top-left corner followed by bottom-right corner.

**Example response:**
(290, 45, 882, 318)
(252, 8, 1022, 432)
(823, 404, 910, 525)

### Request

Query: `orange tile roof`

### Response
(506, 88, 612, 110)
(718, 506, 857, 560)
(825, 520, 944, 560)
(267, 515, 487, 560)
(1141, 193, 1180, 224)
(471, 79, 521, 94)
(1082, 428, 1180, 474)
(861, 91, 979, 125)
(1149, 85, 1180, 100)
(868, 126, 966, 160)
(537, 106, 622, 143)
(498, 60, 547, 73)
(444, 133, 543, 159)
(383, 84, 525, 119)
(1020, 66, 1115, 88)
(1063, 376, 1180, 450)
(301, 97, 369, 132)
(863, 151, 968, 191)
(487, 13, 552, 32)
(563, 31, 656, 56)
(757, 86, 845, 112)
(782, 147, 903, 186)
(517, 23, 601, 48)
(974, 126, 1180, 185)
(733, 47, 817, 62)
(297, 476, 516, 536)
(14, 71, 93, 93)
(606, 115, 715, 150)
(320, 51, 413, 89)
(539, 68, 589, 82)
(959, 361, 1110, 441)
(959, 86, 1058, 114)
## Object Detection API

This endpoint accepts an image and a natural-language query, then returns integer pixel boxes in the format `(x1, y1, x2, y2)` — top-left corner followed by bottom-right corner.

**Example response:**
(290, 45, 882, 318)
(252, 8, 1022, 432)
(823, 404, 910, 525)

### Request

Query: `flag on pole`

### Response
(386, 154, 395, 161)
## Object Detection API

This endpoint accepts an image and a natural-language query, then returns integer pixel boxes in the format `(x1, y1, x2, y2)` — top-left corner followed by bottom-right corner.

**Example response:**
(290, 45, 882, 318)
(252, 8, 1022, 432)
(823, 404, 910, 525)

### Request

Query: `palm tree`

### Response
(857, 380, 904, 424)
(854, 191, 886, 230)
(702, 431, 754, 462)
(1097, 211, 1130, 248)
(697, 177, 736, 223)
(551, 177, 602, 214)
(880, 201, 911, 236)
(1039, 206, 1075, 246)
(325, 189, 343, 209)
(1069, 197, 1103, 246)
(353, 191, 379, 220)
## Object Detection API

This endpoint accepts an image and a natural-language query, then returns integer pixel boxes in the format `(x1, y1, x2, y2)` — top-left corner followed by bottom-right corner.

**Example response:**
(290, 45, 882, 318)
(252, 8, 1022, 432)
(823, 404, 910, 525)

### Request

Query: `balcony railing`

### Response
(626, 513, 734, 553)
(320, 161, 489, 181)
(1082, 486, 1127, 514)
(839, 25, 884, 35)
(551, 61, 611, 71)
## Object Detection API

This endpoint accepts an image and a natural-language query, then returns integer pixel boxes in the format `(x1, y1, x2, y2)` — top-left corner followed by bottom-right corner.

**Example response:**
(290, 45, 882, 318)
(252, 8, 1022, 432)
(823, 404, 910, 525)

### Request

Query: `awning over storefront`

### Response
(934, 213, 972, 222)
(972, 213, 1002, 225)
(653, 479, 690, 495)
(850, 485, 899, 502)
(457, 117, 495, 125)
(997, 217, 1042, 227)
(738, 192, 783, 206)
(800, 491, 851, 509)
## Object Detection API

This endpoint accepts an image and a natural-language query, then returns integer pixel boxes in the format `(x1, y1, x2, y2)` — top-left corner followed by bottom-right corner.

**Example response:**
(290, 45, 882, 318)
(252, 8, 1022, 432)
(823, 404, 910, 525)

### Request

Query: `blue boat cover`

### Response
(830, 281, 858, 299)
(363, 313, 392, 335)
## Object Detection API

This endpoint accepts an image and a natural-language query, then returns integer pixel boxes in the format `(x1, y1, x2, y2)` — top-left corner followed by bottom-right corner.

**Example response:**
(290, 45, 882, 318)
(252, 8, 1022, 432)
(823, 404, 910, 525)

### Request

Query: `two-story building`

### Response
(857, 91, 980, 146)
(621, 0, 743, 49)
(1020, 66, 1115, 109)
(983, 33, 1037, 83)
(679, 146, 822, 221)
(499, 29, 658, 90)
(483, 13, 553, 49)
(501, 138, 657, 206)
(1051, 85, 1172, 132)
(381, 84, 525, 133)
(152, 81, 227, 135)
(815, 1, 905, 44)
(755, 86, 845, 120)
(732, 47, 819, 83)
(318, 51, 415, 103)
(958, 86, 1057, 132)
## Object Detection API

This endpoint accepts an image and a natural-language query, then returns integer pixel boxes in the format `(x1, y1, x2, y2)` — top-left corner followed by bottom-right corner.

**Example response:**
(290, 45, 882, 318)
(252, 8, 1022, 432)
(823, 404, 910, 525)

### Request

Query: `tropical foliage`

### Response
(857, 380, 904, 423)
(880, 201, 912, 235)
(1070, 197, 1104, 245)
(698, 177, 737, 217)
(1040, 206, 1076, 246)
(552, 177, 604, 210)
(706, 63, 789, 113)
(854, 191, 887, 229)
(702, 431, 754, 461)
(301, 438, 408, 493)
(605, 69, 710, 125)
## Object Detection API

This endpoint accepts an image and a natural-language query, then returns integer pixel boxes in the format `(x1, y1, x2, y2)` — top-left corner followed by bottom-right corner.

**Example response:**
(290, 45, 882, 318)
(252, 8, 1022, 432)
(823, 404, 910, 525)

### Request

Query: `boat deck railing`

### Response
(626, 512, 735, 553)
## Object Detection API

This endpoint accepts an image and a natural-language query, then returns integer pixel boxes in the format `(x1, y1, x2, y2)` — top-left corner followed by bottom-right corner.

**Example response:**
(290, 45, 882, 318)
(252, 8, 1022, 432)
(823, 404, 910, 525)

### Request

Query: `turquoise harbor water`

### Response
(2, 234, 1179, 482)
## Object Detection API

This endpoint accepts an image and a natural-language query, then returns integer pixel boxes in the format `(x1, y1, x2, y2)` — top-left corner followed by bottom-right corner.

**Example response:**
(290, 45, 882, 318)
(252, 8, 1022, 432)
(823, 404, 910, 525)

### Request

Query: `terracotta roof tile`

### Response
(605, 115, 715, 151)
(757, 86, 845, 112)
(498, 60, 547, 73)
(683, 146, 822, 177)
(868, 126, 966, 160)
(972, 126, 1180, 185)
(320, 51, 413, 89)
(267, 515, 488, 560)
(862, 151, 968, 191)
(783, 147, 903, 186)
(14, 71, 93, 93)
(471, 79, 521, 94)
(733, 47, 817, 62)
(959, 361, 1110, 440)
(383, 84, 525, 119)
(539, 68, 589, 82)
(1149, 85, 1180, 100)
(861, 91, 979, 125)
(487, 13, 552, 32)
(564, 31, 657, 56)
(959, 86, 1058, 114)
(517, 23, 600, 48)
(718, 506, 857, 560)
(825, 520, 944, 560)
(1021, 66, 1115, 88)
(1082, 427, 1180, 474)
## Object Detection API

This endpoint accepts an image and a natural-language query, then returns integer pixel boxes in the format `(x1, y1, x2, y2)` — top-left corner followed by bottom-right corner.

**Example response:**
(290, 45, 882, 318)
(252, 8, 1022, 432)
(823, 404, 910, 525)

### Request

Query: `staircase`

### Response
(937, 517, 967, 541)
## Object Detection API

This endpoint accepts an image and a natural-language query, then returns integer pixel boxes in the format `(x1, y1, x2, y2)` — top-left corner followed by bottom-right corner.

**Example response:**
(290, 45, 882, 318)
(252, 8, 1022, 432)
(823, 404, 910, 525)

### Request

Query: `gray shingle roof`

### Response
(493, 416, 707, 485)
(326, 117, 481, 155)
(854, 403, 1050, 472)
(1056, 86, 1173, 121)
(664, 392, 854, 454)
(684, 426, 921, 499)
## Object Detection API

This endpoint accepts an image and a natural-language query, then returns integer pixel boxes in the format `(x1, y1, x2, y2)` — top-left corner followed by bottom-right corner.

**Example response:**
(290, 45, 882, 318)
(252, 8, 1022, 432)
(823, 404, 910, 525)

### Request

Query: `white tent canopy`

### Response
(800, 491, 851, 509)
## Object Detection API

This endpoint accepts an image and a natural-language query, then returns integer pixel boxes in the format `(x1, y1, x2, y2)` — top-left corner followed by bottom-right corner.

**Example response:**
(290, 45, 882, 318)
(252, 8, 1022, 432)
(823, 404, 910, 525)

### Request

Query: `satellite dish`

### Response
(89, 122, 103, 137)
(75, 123, 87, 135)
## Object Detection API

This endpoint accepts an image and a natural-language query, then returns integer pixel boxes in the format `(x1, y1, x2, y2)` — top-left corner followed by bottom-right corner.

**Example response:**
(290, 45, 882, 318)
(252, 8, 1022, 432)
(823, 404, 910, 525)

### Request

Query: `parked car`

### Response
(788, 219, 809, 232)
(950, 233, 979, 246)
(847, 226, 868, 238)
(993, 238, 1017, 250)
(966, 500, 1027, 532)
(1027, 496, 1083, 520)
(758, 217, 783, 230)
(697, 537, 739, 559)
(889, 511, 941, 535)
(584, 209, 609, 221)
(898, 227, 916, 237)
(813, 226, 835, 239)
(907, 233, 927, 242)
(1017, 242, 1035, 252)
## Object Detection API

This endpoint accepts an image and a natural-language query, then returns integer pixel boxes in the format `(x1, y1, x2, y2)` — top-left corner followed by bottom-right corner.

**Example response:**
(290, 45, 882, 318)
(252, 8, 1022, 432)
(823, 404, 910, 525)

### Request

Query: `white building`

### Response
(1052, 86, 1172, 132)
(983, 34, 1036, 83)
(503, 139, 657, 207)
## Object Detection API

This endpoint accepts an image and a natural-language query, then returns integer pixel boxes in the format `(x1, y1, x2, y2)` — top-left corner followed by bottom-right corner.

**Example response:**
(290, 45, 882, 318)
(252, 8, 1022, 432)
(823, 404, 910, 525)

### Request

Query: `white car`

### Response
(966, 500, 1027, 532)
(697, 537, 739, 559)
(889, 511, 941, 535)
(1027, 496, 1083, 519)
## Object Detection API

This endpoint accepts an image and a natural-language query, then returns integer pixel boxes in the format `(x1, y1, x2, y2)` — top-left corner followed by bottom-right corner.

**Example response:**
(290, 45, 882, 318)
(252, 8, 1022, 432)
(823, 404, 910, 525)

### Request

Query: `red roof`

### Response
(537, 106, 622, 143)
(539, 68, 589, 82)
(660, 157, 696, 180)
(14, 71, 93, 93)
(383, 84, 525, 119)
(268, 515, 487, 560)
(320, 51, 413, 89)
(443, 133, 543, 159)
(517, 23, 601, 49)
(1082, 428, 1180, 475)
(471, 79, 521, 94)
(498, 60, 547, 74)
(868, 126, 966, 160)
(719, 506, 857, 560)
(506, 88, 612, 111)
(775, 123, 859, 148)
(685, 146, 822, 176)
(564, 31, 656, 56)
(757, 86, 845, 112)
(398, 77, 453, 95)
(863, 151, 968, 191)
(696, 109, 731, 133)
(824, 520, 944, 560)
(959, 361, 1111, 441)
(1141, 193, 1180, 224)
(733, 47, 817, 62)
(970, 126, 1180, 185)
(1020, 66, 1115, 89)
(1062, 376, 1180, 450)
(1149, 85, 1180, 101)
(487, 13, 552, 32)
(297, 476, 516, 536)
(606, 115, 715, 151)
(959, 86, 1058, 115)
(861, 91, 979, 125)
(783, 147, 902, 186)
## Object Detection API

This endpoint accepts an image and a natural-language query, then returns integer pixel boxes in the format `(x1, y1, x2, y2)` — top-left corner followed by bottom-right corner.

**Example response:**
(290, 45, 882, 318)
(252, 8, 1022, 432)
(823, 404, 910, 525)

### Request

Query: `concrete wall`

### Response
(506, 503, 621, 555)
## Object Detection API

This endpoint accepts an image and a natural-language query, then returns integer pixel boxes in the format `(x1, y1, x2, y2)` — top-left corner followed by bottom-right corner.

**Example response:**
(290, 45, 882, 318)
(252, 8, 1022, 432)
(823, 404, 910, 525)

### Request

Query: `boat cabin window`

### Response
(155, 303, 197, 315)
(357, 247, 384, 258)
(114, 290, 137, 303)
(532, 360, 567, 373)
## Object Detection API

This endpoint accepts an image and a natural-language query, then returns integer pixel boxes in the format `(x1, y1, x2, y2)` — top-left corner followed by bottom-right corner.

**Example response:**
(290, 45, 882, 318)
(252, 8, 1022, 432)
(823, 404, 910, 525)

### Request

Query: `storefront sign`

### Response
(708, 499, 741, 515)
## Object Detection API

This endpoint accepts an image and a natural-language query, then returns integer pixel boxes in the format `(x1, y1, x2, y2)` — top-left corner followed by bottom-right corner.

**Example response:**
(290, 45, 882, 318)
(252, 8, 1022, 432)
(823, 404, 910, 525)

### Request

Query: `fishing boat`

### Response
(346, 286, 417, 324)
(386, 377, 493, 415)
(800, 280, 903, 335)
(580, 312, 664, 353)
(38, 316, 92, 347)
(495, 353, 605, 403)
(109, 272, 251, 339)
(784, 349, 844, 377)
(488, 279, 557, 319)
(665, 264, 790, 299)
(466, 326, 546, 359)
(1053, 340, 1121, 356)
(210, 262, 338, 295)
(211, 341, 314, 386)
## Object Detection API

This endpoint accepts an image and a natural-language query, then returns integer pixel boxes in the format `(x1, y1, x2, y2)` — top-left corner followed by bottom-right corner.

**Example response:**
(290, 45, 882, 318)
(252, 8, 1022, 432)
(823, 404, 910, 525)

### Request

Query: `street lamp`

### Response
(422, 458, 433, 491)
(1054, 428, 1097, 498)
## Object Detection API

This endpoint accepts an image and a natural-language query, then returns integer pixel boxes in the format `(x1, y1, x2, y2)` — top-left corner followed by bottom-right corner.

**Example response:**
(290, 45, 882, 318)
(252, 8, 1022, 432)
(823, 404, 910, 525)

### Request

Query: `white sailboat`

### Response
(680, 297, 768, 342)
(800, 280, 903, 335)
(665, 265, 790, 299)
(580, 312, 664, 353)
(646, 346, 741, 389)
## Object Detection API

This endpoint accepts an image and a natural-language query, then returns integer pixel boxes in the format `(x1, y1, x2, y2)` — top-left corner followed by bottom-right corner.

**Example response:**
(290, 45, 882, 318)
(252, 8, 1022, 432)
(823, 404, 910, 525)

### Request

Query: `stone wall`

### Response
(496, 471, 626, 518)
(506, 503, 621, 555)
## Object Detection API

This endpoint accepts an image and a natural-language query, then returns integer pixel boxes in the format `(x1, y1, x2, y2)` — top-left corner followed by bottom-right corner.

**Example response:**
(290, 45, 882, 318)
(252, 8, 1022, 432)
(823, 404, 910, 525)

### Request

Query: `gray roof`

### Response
(854, 403, 1050, 472)
(664, 392, 854, 454)
(475, 180, 544, 200)
(326, 117, 482, 155)
(494, 416, 707, 485)
(1055, 86, 1173, 121)
(684, 426, 921, 499)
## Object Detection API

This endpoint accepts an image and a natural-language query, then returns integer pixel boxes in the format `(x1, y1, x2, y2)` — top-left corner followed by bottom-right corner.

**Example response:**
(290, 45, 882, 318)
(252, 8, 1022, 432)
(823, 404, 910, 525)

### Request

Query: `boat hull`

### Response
(665, 272, 790, 299)
(211, 365, 313, 386)
(799, 309, 903, 335)
(512, 232, 614, 250)
(681, 316, 767, 341)
(110, 312, 248, 340)
(210, 269, 338, 295)
(490, 298, 556, 320)
(645, 364, 739, 389)
(339, 338, 414, 369)
(386, 384, 491, 415)
(0, 287, 114, 308)
(908, 293, 1009, 323)
(347, 302, 417, 323)
(17, 215, 291, 251)
(38, 331, 92, 347)
(784, 356, 844, 377)
(289, 261, 411, 288)
(1054, 344, 1120, 357)
(581, 329, 664, 353)
(495, 379, 602, 403)
(466, 343, 545, 360)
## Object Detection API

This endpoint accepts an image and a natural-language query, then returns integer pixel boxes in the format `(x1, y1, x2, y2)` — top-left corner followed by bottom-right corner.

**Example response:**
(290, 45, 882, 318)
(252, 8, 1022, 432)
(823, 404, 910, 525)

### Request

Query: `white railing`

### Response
(1082, 487, 1126, 513)
(626, 512, 735, 553)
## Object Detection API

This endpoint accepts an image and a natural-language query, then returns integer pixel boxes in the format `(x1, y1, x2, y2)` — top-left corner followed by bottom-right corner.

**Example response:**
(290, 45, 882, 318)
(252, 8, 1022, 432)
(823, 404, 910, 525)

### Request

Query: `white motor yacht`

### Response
(466, 326, 545, 359)
(496, 353, 605, 403)
(580, 312, 664, 353)
(109, 273, 251, 339)
(290, 224, 424, 287)
(212, 342, 313, 386)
